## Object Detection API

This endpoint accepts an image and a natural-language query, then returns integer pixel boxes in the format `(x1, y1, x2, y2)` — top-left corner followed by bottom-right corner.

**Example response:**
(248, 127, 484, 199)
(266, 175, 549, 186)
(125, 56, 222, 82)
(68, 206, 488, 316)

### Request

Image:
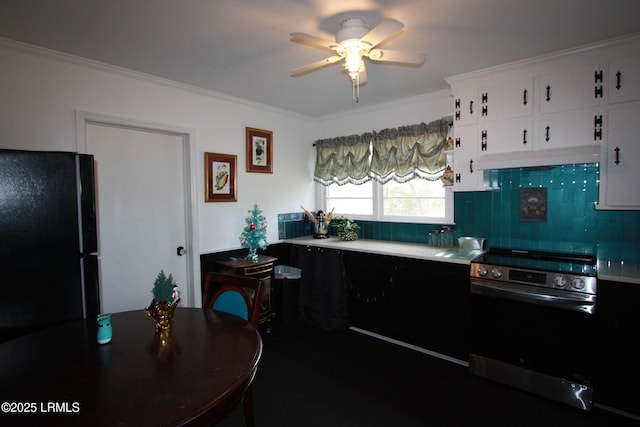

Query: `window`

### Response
(316, 118, 454, 223)
(323, 178, 453, 223)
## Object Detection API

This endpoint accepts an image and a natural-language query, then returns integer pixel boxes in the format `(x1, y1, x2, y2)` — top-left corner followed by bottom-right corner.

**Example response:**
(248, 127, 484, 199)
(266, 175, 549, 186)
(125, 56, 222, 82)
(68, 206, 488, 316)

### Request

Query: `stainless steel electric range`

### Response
(468, 247, 597, 411)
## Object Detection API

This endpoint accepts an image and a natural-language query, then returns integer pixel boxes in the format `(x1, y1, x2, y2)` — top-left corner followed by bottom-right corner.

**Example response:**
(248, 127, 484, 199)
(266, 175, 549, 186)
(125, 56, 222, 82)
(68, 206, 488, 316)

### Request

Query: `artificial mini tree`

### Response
(239, 203, 269, 262)
(146, 270, 180, 331)
(151, 270, 178, 304)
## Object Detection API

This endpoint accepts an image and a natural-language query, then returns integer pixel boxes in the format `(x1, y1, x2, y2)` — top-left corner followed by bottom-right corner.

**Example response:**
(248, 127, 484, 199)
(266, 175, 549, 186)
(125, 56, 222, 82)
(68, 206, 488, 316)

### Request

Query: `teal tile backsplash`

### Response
(454, 163, 639, 263)
(279, 163, 640, 264)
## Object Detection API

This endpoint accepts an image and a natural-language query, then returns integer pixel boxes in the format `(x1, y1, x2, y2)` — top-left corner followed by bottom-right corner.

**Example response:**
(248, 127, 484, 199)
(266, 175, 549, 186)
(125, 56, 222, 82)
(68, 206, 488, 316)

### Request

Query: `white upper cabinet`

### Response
(608, 53, 640, 104)
(452, 126, 485, 191)
(536, 107, 605, 150)
(479, 77, 534, 122)
(481, 118, 534, 154)
(598, 105, 640, 209)
(539, 63, 603, 114)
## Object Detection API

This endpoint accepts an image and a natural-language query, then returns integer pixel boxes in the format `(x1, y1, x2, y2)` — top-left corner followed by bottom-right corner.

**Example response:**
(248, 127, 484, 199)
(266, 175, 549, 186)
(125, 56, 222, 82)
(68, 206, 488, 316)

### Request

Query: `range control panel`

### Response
(470, 263, 597, 295)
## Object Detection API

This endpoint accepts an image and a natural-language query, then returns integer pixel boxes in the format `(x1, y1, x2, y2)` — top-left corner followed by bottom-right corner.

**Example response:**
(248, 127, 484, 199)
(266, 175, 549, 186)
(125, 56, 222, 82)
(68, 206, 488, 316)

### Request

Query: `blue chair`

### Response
(203, 272, 265, 427)
(204, 272, 265, 326)
(213, 290, 250, 320)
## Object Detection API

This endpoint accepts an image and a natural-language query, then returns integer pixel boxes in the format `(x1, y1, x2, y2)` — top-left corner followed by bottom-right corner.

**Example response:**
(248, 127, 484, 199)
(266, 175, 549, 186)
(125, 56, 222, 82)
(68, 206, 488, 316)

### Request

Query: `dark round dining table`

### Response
(0, 307, 262, 426)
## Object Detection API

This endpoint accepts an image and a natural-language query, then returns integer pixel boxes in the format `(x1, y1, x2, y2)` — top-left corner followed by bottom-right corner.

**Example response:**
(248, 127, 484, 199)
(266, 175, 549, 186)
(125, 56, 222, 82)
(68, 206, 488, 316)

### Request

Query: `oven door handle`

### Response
(470, 281, 595, 313)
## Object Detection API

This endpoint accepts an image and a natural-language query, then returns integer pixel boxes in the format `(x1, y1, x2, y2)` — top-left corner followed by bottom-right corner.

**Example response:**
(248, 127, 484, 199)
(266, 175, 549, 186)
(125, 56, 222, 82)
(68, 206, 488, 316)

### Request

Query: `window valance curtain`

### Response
(313, 119, 449, 186)
(370, 119, 449, 183)
(313, 132, 374, 185)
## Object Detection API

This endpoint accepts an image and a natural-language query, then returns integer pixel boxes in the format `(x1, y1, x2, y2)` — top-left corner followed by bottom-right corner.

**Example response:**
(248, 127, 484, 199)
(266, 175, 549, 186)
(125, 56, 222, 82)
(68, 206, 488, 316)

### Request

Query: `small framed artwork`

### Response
(204, 152, 237, 202)
(520, 188, 547, 222)
(245, 127, 273, 173)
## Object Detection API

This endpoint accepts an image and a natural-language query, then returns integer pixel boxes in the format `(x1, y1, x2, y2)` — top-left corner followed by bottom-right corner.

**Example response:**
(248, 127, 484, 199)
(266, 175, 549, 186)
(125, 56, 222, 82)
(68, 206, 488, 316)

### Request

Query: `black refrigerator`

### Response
(0, 149, 100, 343)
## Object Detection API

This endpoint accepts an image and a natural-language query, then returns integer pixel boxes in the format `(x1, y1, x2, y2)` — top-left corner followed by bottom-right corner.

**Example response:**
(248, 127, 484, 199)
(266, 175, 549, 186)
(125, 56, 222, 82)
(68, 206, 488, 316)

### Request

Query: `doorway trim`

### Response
(75, 110, 200, 308)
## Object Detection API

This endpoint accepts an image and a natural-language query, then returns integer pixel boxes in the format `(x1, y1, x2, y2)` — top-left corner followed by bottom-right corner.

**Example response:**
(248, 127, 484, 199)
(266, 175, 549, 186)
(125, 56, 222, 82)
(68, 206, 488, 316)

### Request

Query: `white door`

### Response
(86, 123, 189, 313)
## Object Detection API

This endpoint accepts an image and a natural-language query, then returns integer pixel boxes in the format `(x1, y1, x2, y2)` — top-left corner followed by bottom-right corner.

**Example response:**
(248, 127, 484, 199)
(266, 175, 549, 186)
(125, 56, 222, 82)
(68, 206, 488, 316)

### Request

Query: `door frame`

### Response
(75, 110, 200, 308)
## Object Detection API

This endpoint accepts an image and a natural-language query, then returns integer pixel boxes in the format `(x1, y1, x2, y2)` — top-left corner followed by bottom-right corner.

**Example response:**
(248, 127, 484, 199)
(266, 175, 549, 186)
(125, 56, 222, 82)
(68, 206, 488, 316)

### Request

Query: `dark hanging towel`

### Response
(289, 245, 348, 331)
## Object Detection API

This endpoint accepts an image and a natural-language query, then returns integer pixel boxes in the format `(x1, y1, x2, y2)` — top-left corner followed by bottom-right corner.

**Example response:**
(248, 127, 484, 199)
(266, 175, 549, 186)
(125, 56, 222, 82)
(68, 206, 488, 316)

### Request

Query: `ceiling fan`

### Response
(290, 17, 426, 101)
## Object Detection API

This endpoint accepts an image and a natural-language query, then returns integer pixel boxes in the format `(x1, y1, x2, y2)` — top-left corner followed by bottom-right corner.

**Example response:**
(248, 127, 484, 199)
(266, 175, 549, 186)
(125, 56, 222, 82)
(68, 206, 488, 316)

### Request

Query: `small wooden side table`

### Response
(212, 255, 277, 332)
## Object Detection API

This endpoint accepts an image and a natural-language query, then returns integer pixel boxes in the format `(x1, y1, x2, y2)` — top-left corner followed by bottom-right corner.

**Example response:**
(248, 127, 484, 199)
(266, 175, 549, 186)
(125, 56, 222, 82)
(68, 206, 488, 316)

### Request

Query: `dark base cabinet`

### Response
(344, 251, 470, 361)
(595, 279, 640, 418)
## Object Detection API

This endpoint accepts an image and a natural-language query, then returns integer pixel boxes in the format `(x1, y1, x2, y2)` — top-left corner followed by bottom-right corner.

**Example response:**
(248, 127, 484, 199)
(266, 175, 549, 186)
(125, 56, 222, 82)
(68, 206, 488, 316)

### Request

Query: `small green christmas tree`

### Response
(151, 270, 178, 305)
(239, 203, 268, 261)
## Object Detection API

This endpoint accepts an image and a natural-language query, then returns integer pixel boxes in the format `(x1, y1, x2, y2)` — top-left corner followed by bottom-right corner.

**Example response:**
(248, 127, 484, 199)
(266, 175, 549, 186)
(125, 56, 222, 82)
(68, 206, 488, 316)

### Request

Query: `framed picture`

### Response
(246, 127, 273, 173)
(520, 188, 547, 222)
(204, 152, 237, 202)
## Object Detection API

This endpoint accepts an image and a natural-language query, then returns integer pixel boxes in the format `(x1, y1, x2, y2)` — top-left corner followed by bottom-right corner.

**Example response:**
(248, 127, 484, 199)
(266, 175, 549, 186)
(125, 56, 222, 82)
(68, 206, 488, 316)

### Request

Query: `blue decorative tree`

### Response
(239, 203, 268, 262)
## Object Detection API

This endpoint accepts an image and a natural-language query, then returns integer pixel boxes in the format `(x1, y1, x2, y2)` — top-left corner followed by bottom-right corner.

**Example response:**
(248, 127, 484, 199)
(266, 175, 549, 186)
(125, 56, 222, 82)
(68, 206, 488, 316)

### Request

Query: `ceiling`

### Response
(2, 0, 640, 118)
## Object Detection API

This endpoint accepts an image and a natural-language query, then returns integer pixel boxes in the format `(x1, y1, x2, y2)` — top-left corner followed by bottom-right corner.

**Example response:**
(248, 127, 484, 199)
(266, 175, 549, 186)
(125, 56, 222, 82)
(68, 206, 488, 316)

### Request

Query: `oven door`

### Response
(469, 281, 595, 410)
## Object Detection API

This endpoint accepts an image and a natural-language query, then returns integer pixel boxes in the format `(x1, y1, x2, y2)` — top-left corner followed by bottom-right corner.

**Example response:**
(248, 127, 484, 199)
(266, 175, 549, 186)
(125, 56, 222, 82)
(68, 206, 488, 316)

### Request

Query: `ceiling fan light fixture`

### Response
(290, 16, 423, 105)
(344, 46, 363, 76)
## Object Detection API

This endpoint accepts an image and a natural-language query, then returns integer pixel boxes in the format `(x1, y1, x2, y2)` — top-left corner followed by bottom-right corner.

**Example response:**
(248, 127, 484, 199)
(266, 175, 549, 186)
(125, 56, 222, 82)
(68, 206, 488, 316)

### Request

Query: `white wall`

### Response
(0, 40, 316, 254)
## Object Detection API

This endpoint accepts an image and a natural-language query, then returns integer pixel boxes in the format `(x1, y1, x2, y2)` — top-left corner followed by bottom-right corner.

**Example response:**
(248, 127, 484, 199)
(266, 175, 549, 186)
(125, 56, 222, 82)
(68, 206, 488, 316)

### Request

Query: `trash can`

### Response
(273, 265, 302, 327)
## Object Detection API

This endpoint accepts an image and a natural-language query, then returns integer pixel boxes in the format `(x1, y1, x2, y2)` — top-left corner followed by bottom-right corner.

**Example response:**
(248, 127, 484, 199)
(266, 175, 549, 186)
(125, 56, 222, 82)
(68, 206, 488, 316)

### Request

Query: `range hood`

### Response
(477, 145, 601, 170)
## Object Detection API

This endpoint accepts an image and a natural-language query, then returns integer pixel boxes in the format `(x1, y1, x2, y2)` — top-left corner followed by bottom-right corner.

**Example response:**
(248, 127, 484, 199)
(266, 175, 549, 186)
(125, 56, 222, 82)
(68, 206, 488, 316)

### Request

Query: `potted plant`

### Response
(331, 216, 360, 241)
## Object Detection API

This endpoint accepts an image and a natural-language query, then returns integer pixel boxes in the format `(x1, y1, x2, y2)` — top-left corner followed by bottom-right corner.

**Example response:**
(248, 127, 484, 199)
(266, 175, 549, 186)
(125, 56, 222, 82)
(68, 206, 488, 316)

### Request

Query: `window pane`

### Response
(326, 182, 373, 215)
(384, 179, 445, 197)
(327, 182, 372, 198)
(383, 179, 446, 218)
(328, 199, 373, 215)
(384, 198, 445, 217)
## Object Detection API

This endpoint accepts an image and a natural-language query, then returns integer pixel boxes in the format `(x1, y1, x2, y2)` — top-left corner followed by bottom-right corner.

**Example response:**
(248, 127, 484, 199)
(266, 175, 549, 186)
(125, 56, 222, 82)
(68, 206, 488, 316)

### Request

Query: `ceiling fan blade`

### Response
(367, 49, 426, 65)
(361, 18, 404, 48)
(290, 32, 338, 51)
(291, 56, 343, 77)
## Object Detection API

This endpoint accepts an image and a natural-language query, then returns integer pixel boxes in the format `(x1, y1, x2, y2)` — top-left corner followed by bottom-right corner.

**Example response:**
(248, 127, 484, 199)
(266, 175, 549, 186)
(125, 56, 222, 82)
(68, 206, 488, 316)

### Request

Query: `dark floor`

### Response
(217, 322, 639, 427)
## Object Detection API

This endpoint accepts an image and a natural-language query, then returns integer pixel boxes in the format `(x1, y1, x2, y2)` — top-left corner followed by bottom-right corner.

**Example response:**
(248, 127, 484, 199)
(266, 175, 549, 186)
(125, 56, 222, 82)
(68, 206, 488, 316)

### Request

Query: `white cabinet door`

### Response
(452, 126, 483, 191)
(452, 85, 478, 126)
(608, 54, 640, 104)
(600, 105, 640, 209)
(481, 118, 535, 154)
(536, 108, 605, 149)
(479, 77, 534, 122)
(539, 63, 603, 113)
